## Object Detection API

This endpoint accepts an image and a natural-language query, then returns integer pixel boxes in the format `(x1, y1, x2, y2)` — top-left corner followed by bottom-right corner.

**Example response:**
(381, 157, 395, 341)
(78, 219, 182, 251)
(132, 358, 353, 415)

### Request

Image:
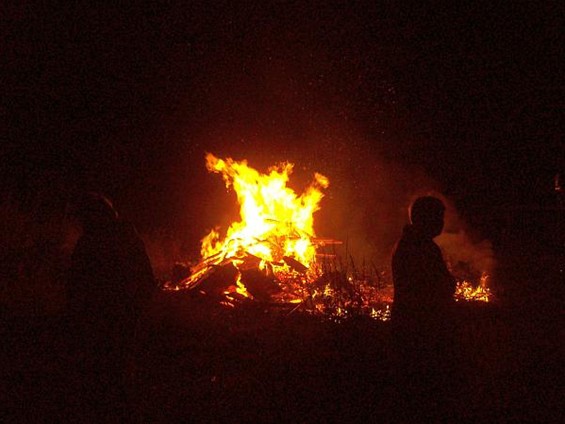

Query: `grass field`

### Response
(2, 267, 561, 423)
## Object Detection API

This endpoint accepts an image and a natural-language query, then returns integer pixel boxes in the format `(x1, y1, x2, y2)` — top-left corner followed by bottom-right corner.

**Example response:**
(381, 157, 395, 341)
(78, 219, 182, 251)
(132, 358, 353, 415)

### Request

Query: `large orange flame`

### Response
(201, 153, 328, 276)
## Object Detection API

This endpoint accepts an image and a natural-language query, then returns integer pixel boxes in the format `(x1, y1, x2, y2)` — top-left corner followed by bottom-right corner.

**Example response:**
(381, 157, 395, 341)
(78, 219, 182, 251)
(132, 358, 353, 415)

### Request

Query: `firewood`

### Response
(282, 256, 308, 273)
(311, 238, 343, 246)
(240, 268, 281, 302)
(197, 263, 239, 296)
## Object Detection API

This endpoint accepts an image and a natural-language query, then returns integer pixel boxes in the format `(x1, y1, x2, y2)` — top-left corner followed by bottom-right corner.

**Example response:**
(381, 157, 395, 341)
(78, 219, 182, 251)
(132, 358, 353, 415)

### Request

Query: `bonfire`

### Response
(164, 154, 492, 320)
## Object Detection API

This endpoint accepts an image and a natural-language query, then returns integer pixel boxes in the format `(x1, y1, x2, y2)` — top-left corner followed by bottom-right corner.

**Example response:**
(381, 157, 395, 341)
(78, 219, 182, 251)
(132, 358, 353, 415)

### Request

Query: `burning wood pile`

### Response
(455, 273, 492, 303)
(164, 154, 492, 321)
(164, 153, 330, 294)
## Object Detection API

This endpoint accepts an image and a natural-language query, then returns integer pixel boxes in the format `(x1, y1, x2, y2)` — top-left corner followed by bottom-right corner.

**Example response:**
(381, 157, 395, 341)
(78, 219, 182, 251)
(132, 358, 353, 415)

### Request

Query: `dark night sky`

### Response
(2, 1, 563, 245)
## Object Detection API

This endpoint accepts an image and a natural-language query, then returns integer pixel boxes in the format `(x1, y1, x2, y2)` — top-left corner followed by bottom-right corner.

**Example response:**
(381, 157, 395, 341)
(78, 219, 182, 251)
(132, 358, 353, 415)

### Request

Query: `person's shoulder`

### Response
(114, 220, 147, 248)
(396, 225, 421, 247)
(115, 220, 137, 235)
(429, 239, 443, 253)
(102, 219, 132, 241)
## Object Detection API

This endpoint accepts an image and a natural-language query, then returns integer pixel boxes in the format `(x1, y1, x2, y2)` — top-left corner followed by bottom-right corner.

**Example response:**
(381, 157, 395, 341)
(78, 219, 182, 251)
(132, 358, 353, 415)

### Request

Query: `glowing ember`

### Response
(454, 273, 493, 302)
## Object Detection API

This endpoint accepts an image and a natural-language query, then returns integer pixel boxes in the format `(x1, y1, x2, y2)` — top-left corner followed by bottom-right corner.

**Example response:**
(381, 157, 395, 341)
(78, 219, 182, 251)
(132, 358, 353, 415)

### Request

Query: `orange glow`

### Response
(164, 154, 492, 319)
(455, 273, 493, 302)
(201, 154, 328, 267)
(173, 154, 329, 294)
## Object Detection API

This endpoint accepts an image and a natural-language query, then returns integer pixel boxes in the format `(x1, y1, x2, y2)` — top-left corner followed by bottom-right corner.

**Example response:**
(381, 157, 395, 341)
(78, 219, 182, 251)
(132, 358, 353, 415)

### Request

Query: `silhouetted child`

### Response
(391, 196, 458, 418)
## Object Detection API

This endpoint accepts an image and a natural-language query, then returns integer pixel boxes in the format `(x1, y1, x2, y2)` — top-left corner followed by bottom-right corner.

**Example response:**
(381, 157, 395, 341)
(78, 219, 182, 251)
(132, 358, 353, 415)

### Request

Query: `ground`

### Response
(1, 257, 561, 423)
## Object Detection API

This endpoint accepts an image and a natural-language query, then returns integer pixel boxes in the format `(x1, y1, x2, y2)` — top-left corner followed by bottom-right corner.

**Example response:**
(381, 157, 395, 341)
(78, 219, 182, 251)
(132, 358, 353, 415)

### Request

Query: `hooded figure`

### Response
(68, 193, 155, 323)
(67, 192, 156, 420)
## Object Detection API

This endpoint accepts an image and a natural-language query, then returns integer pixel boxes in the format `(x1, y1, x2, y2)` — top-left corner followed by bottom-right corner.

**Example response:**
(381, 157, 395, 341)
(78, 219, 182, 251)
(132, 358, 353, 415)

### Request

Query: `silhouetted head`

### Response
(71, 192, 118, 232)
(409, 196, 445, 238)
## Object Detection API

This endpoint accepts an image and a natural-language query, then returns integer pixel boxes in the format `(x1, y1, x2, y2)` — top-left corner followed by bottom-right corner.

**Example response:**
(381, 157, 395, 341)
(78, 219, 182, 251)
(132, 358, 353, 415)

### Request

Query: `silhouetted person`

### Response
(392, 196, 455, 326)
(67, 192, 156, 421)
(390, 196, 457, 419)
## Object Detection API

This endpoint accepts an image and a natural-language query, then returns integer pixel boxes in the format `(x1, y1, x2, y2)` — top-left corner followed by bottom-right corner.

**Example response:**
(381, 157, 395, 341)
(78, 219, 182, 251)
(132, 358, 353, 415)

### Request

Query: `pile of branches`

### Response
(162, 241, 394, 321)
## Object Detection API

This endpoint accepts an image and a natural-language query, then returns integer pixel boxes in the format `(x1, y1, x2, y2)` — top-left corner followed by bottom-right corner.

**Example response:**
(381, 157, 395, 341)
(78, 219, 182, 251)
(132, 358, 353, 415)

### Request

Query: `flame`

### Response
(455, 273, 493, 302)
(164, 153, 493, 320)
(200, 153, 328, 284)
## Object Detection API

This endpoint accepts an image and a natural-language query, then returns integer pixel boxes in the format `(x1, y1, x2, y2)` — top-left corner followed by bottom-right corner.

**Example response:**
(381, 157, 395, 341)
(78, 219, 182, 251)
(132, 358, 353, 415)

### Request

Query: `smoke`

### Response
(311, 150, 495, 281)
(436, 195, 496, 280)
(138, 4, 496, 282)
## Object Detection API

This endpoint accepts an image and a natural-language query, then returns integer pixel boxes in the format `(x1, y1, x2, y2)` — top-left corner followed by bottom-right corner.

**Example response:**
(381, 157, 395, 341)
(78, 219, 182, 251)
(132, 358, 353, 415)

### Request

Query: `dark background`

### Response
(2, 1, 563, 255)
(1, 4, 562, 422)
